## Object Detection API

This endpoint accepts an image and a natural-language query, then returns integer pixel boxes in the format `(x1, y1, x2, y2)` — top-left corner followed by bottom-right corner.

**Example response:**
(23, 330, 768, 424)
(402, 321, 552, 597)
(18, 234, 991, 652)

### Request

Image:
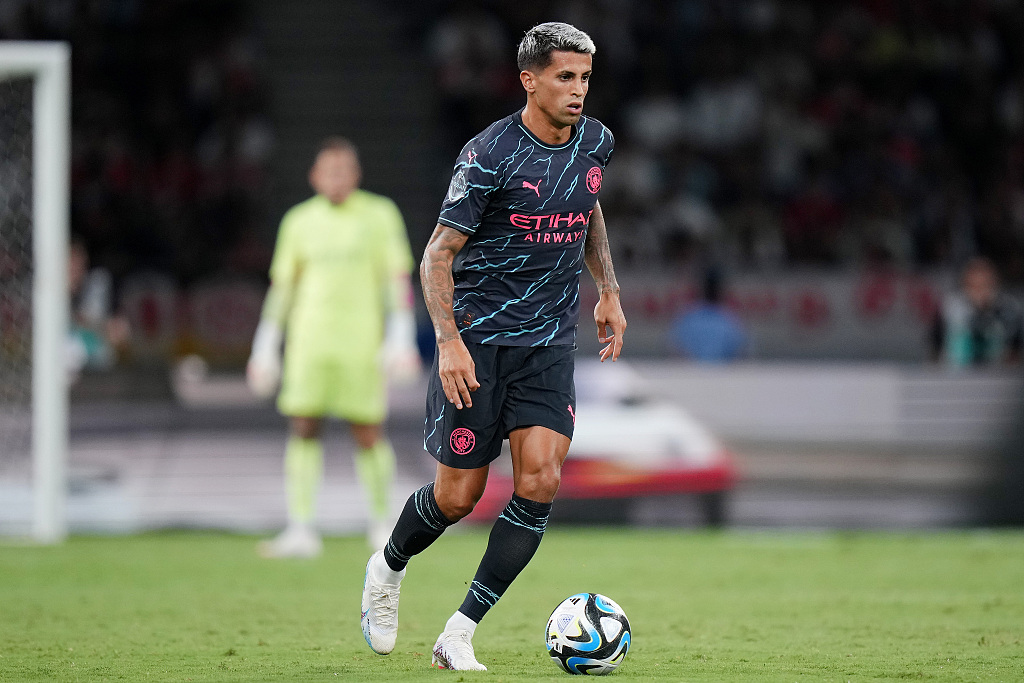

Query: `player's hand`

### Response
(247, 320, 283, 398)
(594, 292, 626, 362)
(246, 353, 281, 398)
(383, 309, 422, 385)
(437, 338, 479, 409)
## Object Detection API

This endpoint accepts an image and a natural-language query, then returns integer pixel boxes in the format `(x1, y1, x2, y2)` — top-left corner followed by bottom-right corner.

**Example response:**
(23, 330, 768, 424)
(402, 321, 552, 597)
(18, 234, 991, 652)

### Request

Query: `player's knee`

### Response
(439, 492, 481, 522)
(517, 463, 561, 502)
(351, 424, 382, 450)
(442, 498, 476, 522)
(436, 485, 484, 522)
(290, 417, 322, 440)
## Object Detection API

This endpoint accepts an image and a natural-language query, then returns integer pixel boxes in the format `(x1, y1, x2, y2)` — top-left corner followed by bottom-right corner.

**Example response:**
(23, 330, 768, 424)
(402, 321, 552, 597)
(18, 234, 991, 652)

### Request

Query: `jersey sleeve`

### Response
(603, 127, 616, 167)
(268, 207, 302, 285)
(437, 142, 499, 235)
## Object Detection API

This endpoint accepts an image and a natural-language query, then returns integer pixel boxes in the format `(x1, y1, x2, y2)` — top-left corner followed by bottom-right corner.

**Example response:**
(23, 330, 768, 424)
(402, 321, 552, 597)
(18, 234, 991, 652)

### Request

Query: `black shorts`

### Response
(424, 341, 576, 469)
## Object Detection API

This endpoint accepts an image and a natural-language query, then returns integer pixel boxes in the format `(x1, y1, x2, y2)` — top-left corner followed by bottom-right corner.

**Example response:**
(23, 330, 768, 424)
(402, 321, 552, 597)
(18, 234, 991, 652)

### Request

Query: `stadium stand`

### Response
(419, 1, 1024, 281)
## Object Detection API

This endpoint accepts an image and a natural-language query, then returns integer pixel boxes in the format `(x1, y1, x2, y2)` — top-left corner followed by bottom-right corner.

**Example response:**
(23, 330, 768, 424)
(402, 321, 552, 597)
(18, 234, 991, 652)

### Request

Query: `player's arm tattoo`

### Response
(420, 223, 470, 344)
(584, 201, 620, 296)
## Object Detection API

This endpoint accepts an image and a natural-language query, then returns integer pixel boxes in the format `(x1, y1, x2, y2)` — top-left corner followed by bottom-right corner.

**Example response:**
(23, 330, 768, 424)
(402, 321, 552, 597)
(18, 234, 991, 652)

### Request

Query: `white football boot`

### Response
(431, 629, 487, 671)
(256, 524, 322, 559)
(361, 551, 404, 654)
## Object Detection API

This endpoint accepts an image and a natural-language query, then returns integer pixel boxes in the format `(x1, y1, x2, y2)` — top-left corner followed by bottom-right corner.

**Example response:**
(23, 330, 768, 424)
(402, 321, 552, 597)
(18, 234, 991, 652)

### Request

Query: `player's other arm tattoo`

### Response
(585, 201, 626, 361)
(420, 223, 469, 344)
(584, 201, 620, 295)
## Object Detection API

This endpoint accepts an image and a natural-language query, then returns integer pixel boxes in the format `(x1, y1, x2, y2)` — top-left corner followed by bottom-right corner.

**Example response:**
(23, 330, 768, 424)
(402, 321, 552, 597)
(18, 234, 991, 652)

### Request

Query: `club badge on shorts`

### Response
(450, 427, 476, 455)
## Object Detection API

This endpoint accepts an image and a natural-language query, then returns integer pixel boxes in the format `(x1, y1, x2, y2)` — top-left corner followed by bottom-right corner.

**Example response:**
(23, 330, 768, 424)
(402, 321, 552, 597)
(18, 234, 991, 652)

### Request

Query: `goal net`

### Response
(0, 42, 70, 543)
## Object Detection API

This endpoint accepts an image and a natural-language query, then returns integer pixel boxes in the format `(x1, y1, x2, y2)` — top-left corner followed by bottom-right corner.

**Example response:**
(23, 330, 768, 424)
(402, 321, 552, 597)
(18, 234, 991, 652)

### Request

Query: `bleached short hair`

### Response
(517, 22, 596, 72)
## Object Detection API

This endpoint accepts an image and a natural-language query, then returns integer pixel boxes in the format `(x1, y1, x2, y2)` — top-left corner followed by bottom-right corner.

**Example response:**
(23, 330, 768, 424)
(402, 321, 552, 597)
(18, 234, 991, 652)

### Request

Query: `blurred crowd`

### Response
(1, 0, 273, 286)
(4, 0, 1024, 366)
(415, 0, 1024, 281)
(7, 0, 1023, 285)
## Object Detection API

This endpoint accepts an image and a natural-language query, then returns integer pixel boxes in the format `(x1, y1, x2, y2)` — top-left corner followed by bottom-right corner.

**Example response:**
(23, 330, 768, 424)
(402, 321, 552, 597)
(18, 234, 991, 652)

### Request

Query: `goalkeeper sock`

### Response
(354, 439, 396, 520)
(383, 482, 453, 572)
(284, 436, 323, 526)
(458, 494, 551, 623)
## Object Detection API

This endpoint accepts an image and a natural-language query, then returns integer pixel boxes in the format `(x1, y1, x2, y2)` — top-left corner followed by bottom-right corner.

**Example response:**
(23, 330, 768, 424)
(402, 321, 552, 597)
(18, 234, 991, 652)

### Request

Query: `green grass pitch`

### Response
(2, 528, 1022, 681)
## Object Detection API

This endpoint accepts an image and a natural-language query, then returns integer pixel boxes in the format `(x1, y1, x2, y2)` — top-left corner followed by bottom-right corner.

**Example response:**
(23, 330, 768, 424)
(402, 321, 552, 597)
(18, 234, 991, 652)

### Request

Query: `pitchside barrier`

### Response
(107, 268, 1019, 365)
(630, 361, 1023, 447)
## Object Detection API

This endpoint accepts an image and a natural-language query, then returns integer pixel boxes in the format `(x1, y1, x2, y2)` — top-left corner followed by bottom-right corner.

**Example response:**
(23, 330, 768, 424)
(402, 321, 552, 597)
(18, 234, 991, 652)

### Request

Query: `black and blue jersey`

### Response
(438, 110, 614, 347)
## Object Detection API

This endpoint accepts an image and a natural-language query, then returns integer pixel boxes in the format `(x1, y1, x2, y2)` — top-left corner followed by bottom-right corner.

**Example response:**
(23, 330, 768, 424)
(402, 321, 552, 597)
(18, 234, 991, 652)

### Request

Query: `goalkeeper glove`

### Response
(247, 319, 283, 398)
(382, 309, 421, 384)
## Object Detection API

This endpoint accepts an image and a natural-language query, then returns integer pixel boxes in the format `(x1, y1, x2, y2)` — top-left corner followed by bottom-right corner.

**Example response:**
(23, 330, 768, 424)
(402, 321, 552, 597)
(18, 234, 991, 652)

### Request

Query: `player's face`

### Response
(522, 51, 592, 129)
(310, 148, 361, 204)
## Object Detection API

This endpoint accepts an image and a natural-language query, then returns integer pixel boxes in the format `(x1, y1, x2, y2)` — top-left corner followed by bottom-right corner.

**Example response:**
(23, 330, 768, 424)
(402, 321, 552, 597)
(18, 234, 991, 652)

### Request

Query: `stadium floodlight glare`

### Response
(0, 41, 70, 543)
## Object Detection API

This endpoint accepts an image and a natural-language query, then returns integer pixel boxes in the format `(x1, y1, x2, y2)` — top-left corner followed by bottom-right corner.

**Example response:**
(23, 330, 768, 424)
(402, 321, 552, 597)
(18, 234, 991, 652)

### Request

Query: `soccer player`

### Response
(247, 137, 420, 558)
(930, 257, 1022, 367)
(361, 22, 626, 670)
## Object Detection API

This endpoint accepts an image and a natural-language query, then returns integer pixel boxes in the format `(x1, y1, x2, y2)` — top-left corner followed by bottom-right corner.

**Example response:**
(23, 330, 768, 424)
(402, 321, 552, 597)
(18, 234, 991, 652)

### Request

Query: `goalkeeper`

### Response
(247, 137, 421, 558)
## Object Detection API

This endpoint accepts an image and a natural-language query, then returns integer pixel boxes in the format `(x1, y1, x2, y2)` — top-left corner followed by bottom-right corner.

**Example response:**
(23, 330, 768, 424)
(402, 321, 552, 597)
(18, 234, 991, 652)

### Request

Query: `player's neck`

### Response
(520, 104, 573, 146)
(321, 190, 354, 206)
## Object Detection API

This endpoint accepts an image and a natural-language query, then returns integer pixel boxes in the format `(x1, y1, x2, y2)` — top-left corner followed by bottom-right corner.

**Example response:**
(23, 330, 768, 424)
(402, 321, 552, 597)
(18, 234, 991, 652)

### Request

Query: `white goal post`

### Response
(0, 42, 70, 543)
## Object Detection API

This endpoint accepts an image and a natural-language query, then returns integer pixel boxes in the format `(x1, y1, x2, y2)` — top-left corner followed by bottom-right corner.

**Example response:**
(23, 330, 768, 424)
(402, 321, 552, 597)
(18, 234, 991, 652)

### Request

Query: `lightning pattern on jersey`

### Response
(438, 110, 614, 347)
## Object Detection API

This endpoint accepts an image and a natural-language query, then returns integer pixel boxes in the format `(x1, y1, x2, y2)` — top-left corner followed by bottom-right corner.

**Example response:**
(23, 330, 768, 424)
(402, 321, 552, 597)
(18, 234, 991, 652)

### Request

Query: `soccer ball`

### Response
(545, 593, 631, 675)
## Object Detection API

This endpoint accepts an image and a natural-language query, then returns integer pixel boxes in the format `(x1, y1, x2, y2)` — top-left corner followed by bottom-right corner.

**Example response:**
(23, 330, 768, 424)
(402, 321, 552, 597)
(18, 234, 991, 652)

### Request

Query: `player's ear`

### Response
(520, 70, 535, 93)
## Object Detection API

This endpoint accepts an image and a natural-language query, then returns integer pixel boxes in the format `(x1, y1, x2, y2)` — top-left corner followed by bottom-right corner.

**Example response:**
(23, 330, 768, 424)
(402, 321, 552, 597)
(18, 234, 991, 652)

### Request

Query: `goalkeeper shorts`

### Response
(278, 346, 386, 423)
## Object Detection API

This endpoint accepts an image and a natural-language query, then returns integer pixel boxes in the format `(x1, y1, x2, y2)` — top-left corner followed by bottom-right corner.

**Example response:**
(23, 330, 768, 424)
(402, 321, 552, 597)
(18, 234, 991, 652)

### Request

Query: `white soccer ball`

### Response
(545, 592, 631, 675)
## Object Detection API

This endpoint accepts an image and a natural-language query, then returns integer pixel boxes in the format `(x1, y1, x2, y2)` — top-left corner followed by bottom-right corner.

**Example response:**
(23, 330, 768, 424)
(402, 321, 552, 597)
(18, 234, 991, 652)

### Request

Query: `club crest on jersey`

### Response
(447, 170, 468, 202)
(586, 166, 602, 194)
(450, 428, 476, 455)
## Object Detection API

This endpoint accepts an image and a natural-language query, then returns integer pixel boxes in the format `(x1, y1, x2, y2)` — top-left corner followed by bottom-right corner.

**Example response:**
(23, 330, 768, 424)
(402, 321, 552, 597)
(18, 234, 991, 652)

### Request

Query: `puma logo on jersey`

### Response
(522, 178, 542, 196)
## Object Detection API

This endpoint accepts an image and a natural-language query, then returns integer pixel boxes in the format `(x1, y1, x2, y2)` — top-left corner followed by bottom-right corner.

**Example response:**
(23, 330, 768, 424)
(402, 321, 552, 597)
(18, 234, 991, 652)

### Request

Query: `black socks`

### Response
(382, 486, 553, 625)
(383, 482, 453, 572)
(458, 494, 552, 622)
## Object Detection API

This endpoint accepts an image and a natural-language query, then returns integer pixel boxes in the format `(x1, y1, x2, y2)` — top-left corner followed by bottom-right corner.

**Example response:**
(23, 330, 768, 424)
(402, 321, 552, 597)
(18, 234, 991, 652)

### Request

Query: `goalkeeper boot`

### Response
(256, 524, 322, 559)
